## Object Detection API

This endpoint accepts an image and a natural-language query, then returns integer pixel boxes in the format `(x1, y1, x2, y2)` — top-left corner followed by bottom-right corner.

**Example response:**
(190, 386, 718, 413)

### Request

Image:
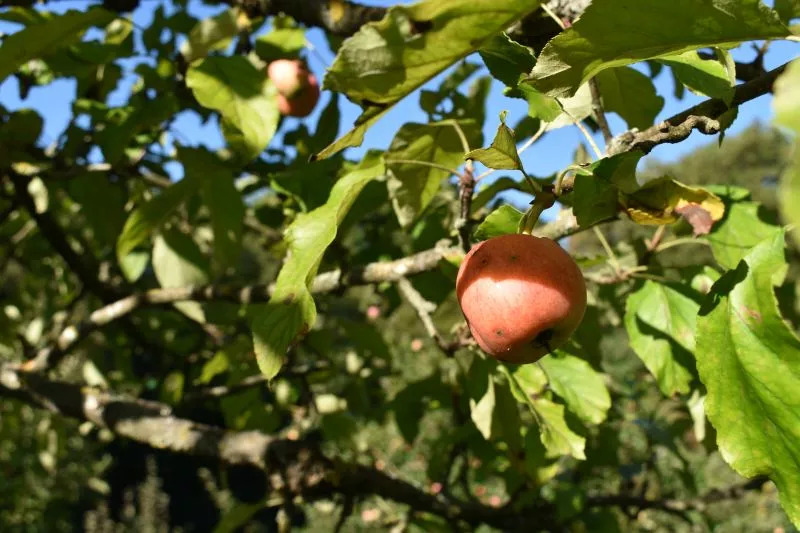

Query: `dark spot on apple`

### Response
(510, 255, 518, 261)
(496, 329, 504, 337)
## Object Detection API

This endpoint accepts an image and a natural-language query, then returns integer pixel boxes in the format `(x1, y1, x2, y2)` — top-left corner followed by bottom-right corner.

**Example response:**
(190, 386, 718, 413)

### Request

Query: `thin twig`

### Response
(588, 79, 613, 145)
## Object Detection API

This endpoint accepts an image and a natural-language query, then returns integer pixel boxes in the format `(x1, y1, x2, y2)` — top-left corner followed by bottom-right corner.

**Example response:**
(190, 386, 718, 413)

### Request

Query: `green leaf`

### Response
(571, 151, 643, 227)
(467, 358, 522, 448)
(195, 350, 230, 385)
(465, 112, 522, 171)
(180, 9, 238, 63)
(393, 375, 448, 443)
(511, 84, 563, 122)
(478, 32, 535, 87)
(572, 174, 618, 228)
(152, 230, 210, 323)
(473, 205, 523, 241)
(504, 366, 584, 459)
(116, 175, 201, 261)
(203, 175, 245, 271)
(0, 8, 115, 84)
(186, 56, 279, 162)
(160, 372, 185, 405)
(251, 153, 385, 379)
(186, 149, 245, 272)
(543, 83, 594, 131)
(386, 120, 479, 227)
(540, 352, 611, 424)
(255, 26, 306, 62)
(472, 176, 529, 211)
(659, 51, 734, 103)
(532, 398, 586, 460)
(68, 173, 126, 247)
(774, 59, 800, 250)
(620, 176, 725, 229)
(524, 430, 561, 485)
(119, 250, 149, 283)
(527, 0, 788, 98)
(312, 106, 390, 161)
(624, 281, 699, 396)
(776, 0, 800, 23)
(213, 502, 264, 533)
(696, 231, 800, 527)
(595, 67, 664, 130)
(706, 200, 782, 270)
(470, 372, 496, 440)
(317, 0, 542, 159)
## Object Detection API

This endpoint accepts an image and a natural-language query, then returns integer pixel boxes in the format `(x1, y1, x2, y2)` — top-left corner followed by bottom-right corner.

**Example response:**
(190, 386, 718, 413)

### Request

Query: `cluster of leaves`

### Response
(1, 0, 800, 531)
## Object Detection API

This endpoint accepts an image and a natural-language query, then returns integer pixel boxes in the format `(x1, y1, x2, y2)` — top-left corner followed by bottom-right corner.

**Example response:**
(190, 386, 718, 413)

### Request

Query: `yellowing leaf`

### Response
(620, 178, 724, 232)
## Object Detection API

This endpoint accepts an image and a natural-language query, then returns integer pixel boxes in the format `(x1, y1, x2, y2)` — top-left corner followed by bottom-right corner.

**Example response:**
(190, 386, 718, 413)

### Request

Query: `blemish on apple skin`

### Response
(495, 329, 504, 337)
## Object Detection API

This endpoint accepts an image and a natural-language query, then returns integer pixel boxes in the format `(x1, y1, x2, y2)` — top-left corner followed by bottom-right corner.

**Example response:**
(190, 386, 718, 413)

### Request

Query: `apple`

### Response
(366, 305, 381, 320)
(267, 59, 320, 118)
(456, 234, 586, 364)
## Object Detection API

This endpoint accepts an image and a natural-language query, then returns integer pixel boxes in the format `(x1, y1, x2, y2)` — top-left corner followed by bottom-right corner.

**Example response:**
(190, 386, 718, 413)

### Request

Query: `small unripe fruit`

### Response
(267, 59, 320, 118)
(410, 338, 423, 352)
(456, 234, 586, 365)
(366, 305, 381, 320)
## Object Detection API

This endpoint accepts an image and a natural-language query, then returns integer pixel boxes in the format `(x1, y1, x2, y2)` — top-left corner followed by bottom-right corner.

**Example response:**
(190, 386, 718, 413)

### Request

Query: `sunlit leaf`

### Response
(527, 0, 788, 97)
(386, 120, 479, 227)
(625, 281, 699, 396)
(774, 59, 800, 250)
(705, 199, 782, 270)
(180, 9, 239, 63)
(465, 112, 522, 171)
(251, 153, 385, 379)
(473, 205, 523, 241)
(540, 352, 611, 424)
(0, 7, 114, 84)
(659, 51, 735, 103)
(152, 230, 211, 323)
(316, 0, 542, 159)
(696, 231, 800, 526)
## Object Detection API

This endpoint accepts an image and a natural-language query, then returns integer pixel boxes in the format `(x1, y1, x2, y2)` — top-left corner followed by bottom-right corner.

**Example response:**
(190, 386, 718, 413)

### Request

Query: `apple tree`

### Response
(1, 0, 800, 531)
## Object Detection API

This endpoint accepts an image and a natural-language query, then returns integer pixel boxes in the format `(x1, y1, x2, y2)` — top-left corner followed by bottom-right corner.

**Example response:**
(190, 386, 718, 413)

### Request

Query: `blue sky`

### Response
(1, 0, 798, 216)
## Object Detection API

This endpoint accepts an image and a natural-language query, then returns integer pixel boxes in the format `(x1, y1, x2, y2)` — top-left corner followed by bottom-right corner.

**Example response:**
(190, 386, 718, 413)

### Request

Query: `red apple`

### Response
(456, 234, 586, 365)
(366, 305, 381, 320)
(267, 59, 320, 118)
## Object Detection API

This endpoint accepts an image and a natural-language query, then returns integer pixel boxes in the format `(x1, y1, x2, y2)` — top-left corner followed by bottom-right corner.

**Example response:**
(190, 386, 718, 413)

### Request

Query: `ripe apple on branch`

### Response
(267, 58, 321, 118)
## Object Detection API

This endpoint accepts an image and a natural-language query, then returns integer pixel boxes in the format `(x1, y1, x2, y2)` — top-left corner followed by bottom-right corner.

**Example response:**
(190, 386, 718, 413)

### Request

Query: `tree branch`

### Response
(609, 62, 789, 156)
(587, 477, 770, 515)
(0, 364, 555, 532)
(183, 361, 331, 402)
(588, 78, 613, 145)
(25, 209, 588, 372)
(0, 363, 771, 530)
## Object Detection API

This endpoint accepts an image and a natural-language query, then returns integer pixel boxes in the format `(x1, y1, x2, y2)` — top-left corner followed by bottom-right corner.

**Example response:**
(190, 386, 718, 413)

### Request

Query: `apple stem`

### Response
(518, 188, 556, 235)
